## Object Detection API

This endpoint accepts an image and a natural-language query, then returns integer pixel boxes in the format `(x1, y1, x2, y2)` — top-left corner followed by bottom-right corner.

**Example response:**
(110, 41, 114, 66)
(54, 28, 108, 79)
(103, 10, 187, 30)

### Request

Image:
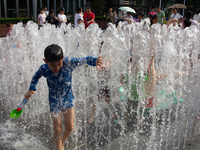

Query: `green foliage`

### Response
(0, 18, 34, 24)
(95, 16, 106, 21)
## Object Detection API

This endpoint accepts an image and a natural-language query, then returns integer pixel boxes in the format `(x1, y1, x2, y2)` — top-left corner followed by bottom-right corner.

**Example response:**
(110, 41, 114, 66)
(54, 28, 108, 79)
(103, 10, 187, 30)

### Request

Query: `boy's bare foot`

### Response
(88, 115, 95, 123)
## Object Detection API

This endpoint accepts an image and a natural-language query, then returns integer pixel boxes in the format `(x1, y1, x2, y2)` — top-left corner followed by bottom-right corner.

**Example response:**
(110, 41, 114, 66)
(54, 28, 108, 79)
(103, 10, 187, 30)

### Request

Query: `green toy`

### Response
(10, 91, 34, 119)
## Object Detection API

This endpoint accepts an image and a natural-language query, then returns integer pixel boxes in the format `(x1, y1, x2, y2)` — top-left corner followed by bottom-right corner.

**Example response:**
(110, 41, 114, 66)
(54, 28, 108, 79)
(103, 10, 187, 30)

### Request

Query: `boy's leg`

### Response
(62, 107, 74, 146)
(51, 113, 63, 150)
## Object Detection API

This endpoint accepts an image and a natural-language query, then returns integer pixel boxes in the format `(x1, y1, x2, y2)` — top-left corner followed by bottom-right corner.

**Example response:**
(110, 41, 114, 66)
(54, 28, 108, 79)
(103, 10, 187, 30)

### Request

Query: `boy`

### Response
(38, 8, 46, 27)
(24, 44, 102, 150)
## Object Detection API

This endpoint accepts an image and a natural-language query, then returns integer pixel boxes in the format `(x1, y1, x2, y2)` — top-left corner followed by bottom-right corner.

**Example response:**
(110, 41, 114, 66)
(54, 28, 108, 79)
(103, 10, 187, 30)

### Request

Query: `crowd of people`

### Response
(37, 6, 95, 29)
(5, 5, 200, 36)
(106, 6, 200, 29)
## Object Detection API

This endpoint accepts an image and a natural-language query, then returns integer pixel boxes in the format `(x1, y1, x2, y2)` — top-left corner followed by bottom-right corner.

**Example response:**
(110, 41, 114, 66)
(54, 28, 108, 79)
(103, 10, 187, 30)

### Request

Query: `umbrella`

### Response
(167, 4, 187, 10)
(119, 7, 136, 13)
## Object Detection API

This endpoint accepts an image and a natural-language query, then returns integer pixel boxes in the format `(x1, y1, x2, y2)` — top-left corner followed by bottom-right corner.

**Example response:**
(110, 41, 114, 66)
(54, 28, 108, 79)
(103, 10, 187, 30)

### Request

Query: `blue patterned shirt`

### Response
(29, 56, 97, 103)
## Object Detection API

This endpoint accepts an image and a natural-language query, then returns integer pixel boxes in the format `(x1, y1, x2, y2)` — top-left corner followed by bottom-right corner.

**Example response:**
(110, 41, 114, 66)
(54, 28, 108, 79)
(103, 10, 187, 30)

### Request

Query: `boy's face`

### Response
(44, 59, 64, 73)
(40, 10, 44, 14)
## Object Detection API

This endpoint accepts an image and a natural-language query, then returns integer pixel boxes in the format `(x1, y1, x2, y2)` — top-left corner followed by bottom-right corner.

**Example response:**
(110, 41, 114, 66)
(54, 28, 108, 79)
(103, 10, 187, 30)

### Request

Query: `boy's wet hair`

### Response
(44, 44, 63, 62)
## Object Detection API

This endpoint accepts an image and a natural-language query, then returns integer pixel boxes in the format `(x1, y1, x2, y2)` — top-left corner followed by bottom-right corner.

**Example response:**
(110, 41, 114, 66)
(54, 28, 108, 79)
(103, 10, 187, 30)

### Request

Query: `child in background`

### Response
(138, 12, 144, 22)
(66, 12, 72, 23)
(57, 7, 67, 27)
(6, 23, 13, 36)
(151, 15, 158, 25)
(24, 44, 102, 150)
(44, 7, 49, 16)
(38, 8, 46, 27)
(77, 19, 83, 25)
(123, 12, 133, 24)
(75, 7, 83, 27)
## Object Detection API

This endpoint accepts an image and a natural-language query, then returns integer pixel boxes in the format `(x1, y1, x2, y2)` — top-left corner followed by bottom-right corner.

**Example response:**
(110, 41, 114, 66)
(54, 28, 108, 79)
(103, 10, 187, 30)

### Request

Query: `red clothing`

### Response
(144, 97, 157, 108)
(148, 12, 156, 16)
(83, 12, 95, 28)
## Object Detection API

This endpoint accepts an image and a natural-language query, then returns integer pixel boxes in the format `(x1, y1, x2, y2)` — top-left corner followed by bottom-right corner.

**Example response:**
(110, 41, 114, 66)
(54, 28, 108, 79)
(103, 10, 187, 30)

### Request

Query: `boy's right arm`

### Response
(25, 67, 43, 100)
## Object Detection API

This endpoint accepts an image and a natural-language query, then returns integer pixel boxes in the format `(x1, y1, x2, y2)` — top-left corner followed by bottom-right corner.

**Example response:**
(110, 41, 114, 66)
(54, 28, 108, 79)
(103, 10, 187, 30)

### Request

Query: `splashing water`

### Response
(0, 21, 200, 150)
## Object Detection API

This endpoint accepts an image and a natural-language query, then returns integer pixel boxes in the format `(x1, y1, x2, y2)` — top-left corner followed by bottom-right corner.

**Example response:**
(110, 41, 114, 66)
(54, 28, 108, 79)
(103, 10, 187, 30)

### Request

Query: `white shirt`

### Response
(170, 13, 182, 20)
(38, 13, 46, 25)
(58, 14, 67, 26)
(44, 11, 49, 16)
(74, 13, 83, 26)
(193, 14, 200, 23)
(181, 19, 198, 29)
(67, 15, 72, 21)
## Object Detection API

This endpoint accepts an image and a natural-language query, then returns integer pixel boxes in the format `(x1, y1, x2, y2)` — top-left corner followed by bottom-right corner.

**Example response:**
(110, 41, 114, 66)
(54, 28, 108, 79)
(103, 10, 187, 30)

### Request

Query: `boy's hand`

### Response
(96, 56, 102, 71)
(25, 90, 33, 100)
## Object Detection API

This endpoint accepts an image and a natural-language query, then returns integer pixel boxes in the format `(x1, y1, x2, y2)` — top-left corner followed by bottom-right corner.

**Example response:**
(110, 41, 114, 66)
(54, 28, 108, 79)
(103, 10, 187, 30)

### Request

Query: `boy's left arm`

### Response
(68, 56, 102, 70)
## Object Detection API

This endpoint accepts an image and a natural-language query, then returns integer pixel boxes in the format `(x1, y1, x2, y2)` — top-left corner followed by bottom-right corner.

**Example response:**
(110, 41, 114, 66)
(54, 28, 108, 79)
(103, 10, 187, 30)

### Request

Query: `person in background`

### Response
(107, 8, 115, 24)
(77, 19, 83, 25)
(44, 7, 49, 16)
(148, 8, 156, 16)
(83, 6, 95, 29)
(6, 23, 13, 36)
(113, 10, 118, 24)
(118, 9, 124, 22)
(168, 10, 174, 19)
(38, 8, 46, 27)
(181, 11, 198, 29)
(75, 7, 83, 27)
(46, 9, 59, 27)
(151, 15, 158, 25)
(67, 12, 72, 24)
(156, 6, 165, 25)
(57, 7, 67, 27)
(103, 12, 106, 17)
(170, 7, 183, 21)
(193, 9, 200, 23)
(138, 12, 144, 22)
(123, 12, 133, 24)
(167, 11, 195, 29)
(182, 19, 191, 29)
(145, 14, 152, 25)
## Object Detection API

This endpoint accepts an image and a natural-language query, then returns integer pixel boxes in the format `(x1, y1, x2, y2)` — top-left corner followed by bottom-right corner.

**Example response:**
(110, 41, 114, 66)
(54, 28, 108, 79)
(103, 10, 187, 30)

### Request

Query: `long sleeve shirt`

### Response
(29, 56, 97, 103)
